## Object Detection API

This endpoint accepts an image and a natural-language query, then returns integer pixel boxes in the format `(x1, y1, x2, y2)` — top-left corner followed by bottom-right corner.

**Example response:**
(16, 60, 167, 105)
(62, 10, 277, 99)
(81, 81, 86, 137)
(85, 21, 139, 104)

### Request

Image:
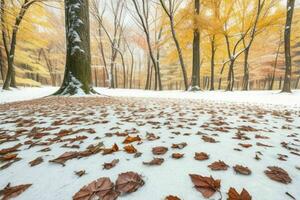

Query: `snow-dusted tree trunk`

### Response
(55, 0, 94, 95)
(281, 0, 295, 93)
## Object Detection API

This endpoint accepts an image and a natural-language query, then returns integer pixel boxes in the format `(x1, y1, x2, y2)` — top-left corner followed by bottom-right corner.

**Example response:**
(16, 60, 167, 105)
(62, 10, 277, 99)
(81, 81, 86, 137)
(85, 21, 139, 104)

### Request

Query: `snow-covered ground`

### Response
(1, 87, 300, 107)
(0, 88, 299, 200)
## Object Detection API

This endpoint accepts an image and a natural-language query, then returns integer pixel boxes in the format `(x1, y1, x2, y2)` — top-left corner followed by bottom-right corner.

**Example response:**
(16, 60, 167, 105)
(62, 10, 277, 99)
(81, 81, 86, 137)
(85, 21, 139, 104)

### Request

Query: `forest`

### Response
(0, 0, 299, 200)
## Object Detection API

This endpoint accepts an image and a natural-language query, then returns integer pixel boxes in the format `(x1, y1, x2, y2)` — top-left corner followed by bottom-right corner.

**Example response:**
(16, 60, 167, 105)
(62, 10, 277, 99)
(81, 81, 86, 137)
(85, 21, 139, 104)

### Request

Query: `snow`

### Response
(1, 87, 300, 107)
(0, 95, 299, 200)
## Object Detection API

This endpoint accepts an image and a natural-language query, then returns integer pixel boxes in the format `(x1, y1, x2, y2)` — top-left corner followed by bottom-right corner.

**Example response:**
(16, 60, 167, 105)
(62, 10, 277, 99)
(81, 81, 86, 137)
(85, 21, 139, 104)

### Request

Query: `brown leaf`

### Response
(264, 166, 292, 184)
(165, 195, 181, 200)
(233, 165, 252, 175)
(75, 170, 86, 177)
(103, 159, 119, 170)
(194, 152, 209, 161)
(228, 187, 252, 200)
(0, 143, 22, 155)
(208, 160, 229, 171)
(238, 143, 253, 148)
(123, 135, 141, 144)
(256, 142, 273, 148)
(0, 154, 18, 162)
(29, 157, 43, 167)
(171, 142, 187, 149)
(172, 153, 184, 159)
(189, 174, 221, 198)
(49, 152, 79, 166)
(123, 145, 137, 154)
(0, 183, 32, 200)
(115, 172, 144, 194)
(152, 146, 168, 155)
(146, 133, 160, 141)
(143, 158, 164, 166)
(202, 136, 217, 143)
(102, 143, 119, 155)
(73, 177, 118, 200)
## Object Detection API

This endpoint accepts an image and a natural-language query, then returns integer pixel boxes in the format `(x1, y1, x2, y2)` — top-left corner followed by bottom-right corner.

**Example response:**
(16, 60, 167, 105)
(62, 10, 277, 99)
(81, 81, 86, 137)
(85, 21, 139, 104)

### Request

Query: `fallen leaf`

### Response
(172, 153, 184, 159)
(233, 165, 252, 175)
(103, 159, 119, 170)
(189, 174, 221, 198)
(0, 143, 22, 155)
(165, 195, 181, 200)
(208, 160, 229, 171)
(0, 183, 31, 200)
(143, 158, 164, 166)
(194, 152, 209, 161)
(171, 142, 187, 149)
(152, 146, 168, 155)
(115, 172, 144, 194)
(123, 135, 141, 144)
(75, 170, 86, 177)
(228, 187, 252, 200)
(102, 143, 119, 155)
(29, 157, 43, 167)
(239, 143, 253, 148)
(73, 177, 118, 200)
(0, 154, 18, 161)
(264, 166, 292, 184)
(123, 145, 137, 154)
(202, 136, 217, 143)
(49, 152, 79, 166)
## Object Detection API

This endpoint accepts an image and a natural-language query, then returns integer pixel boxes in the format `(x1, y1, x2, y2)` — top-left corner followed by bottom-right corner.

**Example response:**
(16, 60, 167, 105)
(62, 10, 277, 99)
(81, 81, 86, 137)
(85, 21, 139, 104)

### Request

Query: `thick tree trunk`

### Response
(190, 0, 200, 91)
(281, 0, 295, 93)
(54, 0, 94, 95)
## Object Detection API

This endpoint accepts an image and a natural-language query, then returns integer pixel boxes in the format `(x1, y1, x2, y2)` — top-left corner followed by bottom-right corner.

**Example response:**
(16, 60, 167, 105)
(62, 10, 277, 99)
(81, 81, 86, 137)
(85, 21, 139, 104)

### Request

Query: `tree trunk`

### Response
(54, 0, 94, 95)
(281, 0, 295, 93)
(190, 0, 200, 91)
(0, 48, 4, 81)
(242, 47, 250, 90)
(210, 35, 216, 91)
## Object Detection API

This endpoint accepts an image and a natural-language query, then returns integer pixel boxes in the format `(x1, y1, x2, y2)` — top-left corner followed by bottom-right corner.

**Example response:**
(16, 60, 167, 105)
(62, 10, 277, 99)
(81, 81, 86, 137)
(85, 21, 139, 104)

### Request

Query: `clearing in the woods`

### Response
(0, 88, 299, 200)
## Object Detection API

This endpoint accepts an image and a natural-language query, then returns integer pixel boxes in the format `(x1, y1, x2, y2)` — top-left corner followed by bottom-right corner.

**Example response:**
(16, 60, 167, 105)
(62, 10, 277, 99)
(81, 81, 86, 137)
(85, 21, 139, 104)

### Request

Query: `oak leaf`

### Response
(123, 145, 137, 154)
(165, 195, 181, 200)
(49, 152, 79, 166)
(123, 135, 141, 144)
(103, 159, 119, 170)
(152, 146, 168, 155)
(171, 142, 187, 149)
(208, 160, 229, 171)
(29, 157, 43, 167)
(233, 165, 251, 175)
(143, 158, 164, 166)
(172, 153, 184, 159)
(0, 183, 32, 200)
(194, 152, 209, 161)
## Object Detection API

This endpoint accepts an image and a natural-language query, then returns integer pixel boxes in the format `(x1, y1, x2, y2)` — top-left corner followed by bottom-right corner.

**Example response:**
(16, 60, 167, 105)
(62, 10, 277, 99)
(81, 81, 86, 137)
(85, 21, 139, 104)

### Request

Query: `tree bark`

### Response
(54, 0, 94, 95)
(281, 0, 295, 93)
(190, 0, 200, 91)
(210, 35, 216, 91)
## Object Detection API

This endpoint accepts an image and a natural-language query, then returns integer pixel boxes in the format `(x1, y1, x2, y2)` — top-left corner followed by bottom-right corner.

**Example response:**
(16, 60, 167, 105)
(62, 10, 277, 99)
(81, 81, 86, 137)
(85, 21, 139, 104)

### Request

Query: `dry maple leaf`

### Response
(172, 153, 184, 159)
(123, 145, 137, 154)
(49, 152, 79, 166)
(29, 157, 43, 167)
(123, 135, 141, 144)
(194, 152, 209, 161)
(233, 165, 252, 175)
(202, 136, 217, 143)
(171, 142, 187, 149)
(0, 153, 18, 162)
(264, 166, 292, 184)
(165, 195, 181, 200)
(102, 143, 119, 155)
(228, 187, 252, 200)
(208, 160, 229, 171)
(103, 159, 119, 170)
(115, 172, 144, 194)
(152, 146, 168, 155)
(0, 143, 22, 155)
(73, 177, 118, 200)
(189, 174, 221, 198)
(143, 158, 164, 166)
(238, 143, 253, 148)
(0, 183, 32, 200)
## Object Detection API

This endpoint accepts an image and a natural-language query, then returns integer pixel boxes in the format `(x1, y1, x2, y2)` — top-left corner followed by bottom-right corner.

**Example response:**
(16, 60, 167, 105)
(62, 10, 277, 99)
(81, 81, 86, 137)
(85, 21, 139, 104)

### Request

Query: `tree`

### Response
(54, 0, 95, 95)
(131, 0, 162, 90)
(281, 0, 295, 93)
(190, 0, 201, 91)
(159, 0, 188, 91)
(1, 0, 42, 90)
